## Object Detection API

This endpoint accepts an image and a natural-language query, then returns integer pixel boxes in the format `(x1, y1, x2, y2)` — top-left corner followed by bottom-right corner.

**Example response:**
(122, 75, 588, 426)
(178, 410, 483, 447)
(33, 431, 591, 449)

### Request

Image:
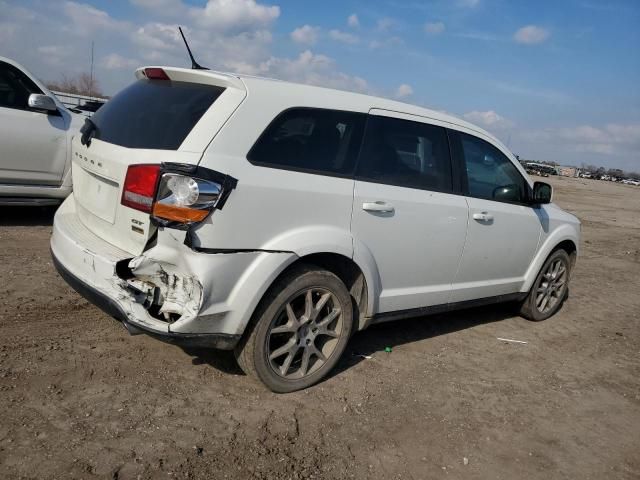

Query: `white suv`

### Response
(51, 66, 580, 392)
(0, 57, 82, 205)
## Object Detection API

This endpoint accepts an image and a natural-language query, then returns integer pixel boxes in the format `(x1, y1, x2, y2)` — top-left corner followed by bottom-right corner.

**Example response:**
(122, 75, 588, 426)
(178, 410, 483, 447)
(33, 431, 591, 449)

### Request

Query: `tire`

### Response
(520, 249, 571, 321)
(235, 264, 354, 393)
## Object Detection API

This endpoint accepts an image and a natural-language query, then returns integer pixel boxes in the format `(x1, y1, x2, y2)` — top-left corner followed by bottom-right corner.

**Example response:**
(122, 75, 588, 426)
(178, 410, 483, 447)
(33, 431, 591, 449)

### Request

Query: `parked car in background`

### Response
(75, 100, 106, 116)
(51, 66, 580, 392)
(622, 179, 640, 186)
(0, 56, 83, 205)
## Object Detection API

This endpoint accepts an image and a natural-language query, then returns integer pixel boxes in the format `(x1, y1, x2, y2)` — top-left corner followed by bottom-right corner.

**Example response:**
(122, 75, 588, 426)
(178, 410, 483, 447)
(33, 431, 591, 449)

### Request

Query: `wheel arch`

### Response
(522, 227, 579, 293)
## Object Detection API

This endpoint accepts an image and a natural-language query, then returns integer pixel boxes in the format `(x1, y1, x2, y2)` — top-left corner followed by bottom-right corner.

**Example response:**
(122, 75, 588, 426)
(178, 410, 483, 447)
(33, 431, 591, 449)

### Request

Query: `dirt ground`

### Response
(0, 176, 639, 480)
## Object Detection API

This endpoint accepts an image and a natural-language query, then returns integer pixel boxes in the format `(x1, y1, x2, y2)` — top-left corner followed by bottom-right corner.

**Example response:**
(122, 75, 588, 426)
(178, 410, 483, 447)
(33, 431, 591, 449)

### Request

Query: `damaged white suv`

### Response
(51, 66, 580, 392)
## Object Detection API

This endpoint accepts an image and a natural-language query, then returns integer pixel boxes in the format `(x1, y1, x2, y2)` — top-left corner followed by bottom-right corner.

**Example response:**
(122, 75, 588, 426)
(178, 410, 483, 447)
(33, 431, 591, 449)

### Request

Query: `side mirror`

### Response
(28, 93, 58, 113)
(532, 181, 552, 205)
(493, 184, 521, 202)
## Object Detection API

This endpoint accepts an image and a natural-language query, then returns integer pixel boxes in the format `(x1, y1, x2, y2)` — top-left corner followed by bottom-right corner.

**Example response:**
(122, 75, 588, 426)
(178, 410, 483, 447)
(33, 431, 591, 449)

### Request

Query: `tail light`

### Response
(120, 163, 236, 228)
(121, 164, 161, 213)
(152, 173, 222, 225)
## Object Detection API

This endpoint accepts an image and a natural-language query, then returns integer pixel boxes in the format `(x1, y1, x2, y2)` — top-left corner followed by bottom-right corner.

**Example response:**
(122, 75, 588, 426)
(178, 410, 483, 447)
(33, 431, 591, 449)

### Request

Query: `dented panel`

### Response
(52, 195, 298, 338)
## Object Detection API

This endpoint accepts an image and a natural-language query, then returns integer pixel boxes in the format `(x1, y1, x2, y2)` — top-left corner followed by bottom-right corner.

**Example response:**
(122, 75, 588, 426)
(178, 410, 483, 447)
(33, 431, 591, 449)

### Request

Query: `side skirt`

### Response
(369, 292, 527, 325)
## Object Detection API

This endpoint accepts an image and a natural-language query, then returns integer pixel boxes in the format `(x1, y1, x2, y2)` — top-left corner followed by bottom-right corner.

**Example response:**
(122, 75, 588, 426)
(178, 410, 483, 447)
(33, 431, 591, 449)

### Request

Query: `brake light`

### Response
(121, 164, 161, 213)
(144, 68, 170, 80)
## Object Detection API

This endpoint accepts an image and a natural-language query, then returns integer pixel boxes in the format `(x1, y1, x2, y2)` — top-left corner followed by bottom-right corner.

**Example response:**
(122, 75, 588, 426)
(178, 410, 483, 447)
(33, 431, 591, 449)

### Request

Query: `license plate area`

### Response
(74, 166, 119, 224)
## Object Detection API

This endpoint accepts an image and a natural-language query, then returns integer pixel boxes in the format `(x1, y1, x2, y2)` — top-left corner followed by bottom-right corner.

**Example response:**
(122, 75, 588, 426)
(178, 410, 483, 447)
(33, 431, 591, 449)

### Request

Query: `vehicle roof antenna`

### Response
(178, 26, 208, 70)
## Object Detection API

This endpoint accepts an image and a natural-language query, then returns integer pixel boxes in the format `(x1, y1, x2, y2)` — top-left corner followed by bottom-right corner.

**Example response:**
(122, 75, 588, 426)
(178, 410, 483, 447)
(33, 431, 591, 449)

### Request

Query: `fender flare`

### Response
(522, 225, 579, 293)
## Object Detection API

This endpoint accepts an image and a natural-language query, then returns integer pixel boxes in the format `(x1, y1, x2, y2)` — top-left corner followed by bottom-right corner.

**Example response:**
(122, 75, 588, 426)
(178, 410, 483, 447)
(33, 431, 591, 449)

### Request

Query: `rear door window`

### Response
(90, 79, 225, 150)
(356, 115, 453, 192)
(247, 107, 367, 176)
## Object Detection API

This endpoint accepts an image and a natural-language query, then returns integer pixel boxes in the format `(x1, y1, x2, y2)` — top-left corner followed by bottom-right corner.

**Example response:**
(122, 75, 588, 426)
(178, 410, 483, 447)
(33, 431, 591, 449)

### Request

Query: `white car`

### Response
(0, 57, 82, 205)
(51, 66, 580, 392)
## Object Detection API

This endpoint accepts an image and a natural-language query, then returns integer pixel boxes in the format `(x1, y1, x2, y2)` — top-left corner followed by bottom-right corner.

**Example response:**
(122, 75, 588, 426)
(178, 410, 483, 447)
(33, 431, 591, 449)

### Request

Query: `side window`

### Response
(0, 61, 42, 110)
(247, 108, 367, 176)
(457, 132, 527, 203)
(356, 115, 453, 192)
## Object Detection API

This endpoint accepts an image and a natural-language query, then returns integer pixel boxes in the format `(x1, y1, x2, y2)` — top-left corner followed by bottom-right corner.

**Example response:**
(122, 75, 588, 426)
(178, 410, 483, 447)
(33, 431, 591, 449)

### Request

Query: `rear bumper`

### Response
(52, 252, 239, 349)
(52, 195, 296, 345)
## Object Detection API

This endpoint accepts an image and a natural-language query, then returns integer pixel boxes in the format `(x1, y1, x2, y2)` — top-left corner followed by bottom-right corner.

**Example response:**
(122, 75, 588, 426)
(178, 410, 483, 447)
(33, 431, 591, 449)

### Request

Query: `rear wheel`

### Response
(520, 249, 571, 321)
(235, 265, 353, 393)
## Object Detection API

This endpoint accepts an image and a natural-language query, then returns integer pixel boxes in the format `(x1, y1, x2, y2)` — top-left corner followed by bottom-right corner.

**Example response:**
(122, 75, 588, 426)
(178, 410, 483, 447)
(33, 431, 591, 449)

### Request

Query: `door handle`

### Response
(362, 201, 395, 213)
(472, 211, 493, 222)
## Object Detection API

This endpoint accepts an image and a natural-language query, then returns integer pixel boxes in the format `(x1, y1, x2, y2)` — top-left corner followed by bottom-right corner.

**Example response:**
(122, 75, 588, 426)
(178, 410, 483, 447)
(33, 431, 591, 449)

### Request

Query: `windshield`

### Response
(90, 79, 224, 150)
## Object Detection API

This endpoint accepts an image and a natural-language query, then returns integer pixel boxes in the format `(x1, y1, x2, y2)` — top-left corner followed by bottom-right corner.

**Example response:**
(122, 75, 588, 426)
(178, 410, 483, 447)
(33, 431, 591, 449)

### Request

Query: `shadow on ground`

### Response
(1, 205, 58, 226)
(182, 302, 519, 381)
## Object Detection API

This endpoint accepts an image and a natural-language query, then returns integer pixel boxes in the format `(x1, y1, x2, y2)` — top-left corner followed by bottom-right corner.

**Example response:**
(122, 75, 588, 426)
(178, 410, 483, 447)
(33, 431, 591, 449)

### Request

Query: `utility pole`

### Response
(89, 41, 94, 99)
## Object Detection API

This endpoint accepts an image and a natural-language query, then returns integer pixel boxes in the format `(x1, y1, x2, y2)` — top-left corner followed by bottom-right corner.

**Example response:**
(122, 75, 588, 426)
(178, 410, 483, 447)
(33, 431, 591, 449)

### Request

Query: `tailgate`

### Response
(72, 138, 202, 255)
(70, 67, 247, 256)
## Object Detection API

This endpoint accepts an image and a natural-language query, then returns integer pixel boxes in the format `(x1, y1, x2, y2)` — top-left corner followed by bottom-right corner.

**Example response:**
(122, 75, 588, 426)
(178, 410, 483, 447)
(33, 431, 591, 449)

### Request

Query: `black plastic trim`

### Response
(370, 292, 527, 325)
(190, 246, 292, 255)
(51, 250, 240, 350)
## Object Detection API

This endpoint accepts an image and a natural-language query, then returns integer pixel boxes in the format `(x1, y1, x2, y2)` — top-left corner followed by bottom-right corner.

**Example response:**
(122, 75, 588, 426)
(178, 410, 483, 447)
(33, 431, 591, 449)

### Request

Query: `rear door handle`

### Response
(362, 201, 395, 213)
(472, 211, 494, 222)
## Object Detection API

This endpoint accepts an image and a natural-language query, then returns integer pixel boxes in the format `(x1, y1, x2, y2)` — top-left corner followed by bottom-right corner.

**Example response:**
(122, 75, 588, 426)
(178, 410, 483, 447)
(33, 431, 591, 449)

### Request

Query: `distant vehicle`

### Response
(523, 162, 555, 177)
(75, 100, 105, 114)
(622, 179, 640, 186)
(51, 65, 580, 392)
(0, 56, 83, 205)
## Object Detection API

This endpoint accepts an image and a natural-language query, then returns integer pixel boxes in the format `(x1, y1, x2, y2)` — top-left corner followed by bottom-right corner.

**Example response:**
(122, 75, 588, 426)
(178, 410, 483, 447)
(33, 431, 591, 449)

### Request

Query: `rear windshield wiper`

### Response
(80, 118, 97, 146)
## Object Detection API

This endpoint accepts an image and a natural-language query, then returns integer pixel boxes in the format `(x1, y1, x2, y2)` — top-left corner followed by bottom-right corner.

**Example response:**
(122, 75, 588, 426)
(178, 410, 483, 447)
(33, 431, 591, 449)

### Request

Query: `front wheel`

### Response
(520, 249, 571, 321)
(235, 265, 353, 393)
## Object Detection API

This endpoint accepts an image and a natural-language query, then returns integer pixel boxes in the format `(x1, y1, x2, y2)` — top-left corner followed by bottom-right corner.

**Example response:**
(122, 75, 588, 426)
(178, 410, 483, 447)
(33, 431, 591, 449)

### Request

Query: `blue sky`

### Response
(1, 0, 639, 170)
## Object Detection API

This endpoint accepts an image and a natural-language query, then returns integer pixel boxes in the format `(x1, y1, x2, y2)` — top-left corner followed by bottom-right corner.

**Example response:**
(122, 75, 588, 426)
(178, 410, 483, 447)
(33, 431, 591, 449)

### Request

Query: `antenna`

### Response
(178, 26, 208, 70)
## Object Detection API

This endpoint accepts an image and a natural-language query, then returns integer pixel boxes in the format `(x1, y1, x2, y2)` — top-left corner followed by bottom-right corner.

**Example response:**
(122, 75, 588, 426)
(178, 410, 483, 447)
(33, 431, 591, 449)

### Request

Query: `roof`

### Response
(237, 72, 503, 148)
(141, 65, 510, 157)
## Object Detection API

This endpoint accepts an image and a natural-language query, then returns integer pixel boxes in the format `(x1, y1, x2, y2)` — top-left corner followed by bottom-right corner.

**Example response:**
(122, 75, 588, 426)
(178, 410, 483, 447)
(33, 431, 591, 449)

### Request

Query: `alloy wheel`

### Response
(267, 288, 343, 379)
(535, 258, 568, 314)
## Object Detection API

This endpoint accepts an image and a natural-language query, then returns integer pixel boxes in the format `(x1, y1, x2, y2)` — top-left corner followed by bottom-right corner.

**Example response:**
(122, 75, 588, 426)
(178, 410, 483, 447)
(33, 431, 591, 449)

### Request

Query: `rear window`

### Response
(90, 79, 224, 150)
(247, 107, 367, 176)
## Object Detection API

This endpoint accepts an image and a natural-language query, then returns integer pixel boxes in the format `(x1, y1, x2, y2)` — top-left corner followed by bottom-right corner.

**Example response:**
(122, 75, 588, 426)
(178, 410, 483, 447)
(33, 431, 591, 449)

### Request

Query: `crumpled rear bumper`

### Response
(50, 196, 251, 348)
(51, 252, 239, 349)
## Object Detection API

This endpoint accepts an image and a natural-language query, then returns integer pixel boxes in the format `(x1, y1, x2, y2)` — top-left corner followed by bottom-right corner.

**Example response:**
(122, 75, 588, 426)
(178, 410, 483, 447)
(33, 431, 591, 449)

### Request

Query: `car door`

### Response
(351, 110, 468, 314)
(0, 60, 68, 185)
(448, 129, 542, 302)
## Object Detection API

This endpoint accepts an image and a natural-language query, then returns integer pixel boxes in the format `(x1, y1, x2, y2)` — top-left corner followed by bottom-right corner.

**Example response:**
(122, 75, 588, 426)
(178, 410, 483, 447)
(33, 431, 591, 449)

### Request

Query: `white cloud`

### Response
(395, 83, 413, 99)
(290, 25, 320, 45)
(257, 50, 369, 93)
(520, 123, 640, 158)
(103, 53, 140, 70)
(514, 25, 550, 45)
(192, 0, 280, 32)
(347, 13, 359, 28)
(328, 29, 359, 44)
(63, 1, 128, 35)
(369, 36, 404, 50)
(424, 22, 445, 35)
(463, 110, 514, 128)
(376, 17, 395, 32)
(130, 0, 186, 16)
(133, 22, 183, 51)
